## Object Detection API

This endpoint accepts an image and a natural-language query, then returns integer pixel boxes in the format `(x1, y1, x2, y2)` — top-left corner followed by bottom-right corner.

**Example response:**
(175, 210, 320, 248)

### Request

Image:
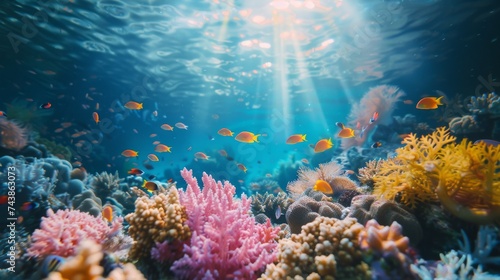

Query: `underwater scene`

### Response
(1, 0, 500, 279)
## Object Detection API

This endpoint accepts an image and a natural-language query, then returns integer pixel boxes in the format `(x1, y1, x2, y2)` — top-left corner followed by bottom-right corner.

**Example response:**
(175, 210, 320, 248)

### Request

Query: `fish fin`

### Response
(302, 134, 307, 141)
(436, 96, 444, 105)
(254, 134, 261, 143)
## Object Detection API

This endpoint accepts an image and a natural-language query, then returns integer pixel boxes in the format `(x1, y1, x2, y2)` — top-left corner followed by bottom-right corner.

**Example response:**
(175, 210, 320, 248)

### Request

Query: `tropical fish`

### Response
(42, 255, 65, 275)
(369, 112, 379, 124)
(124, 101, 143, 110)
(155, 144, 171, 153)
(313, 179, 333, 194)
(0, 195, 8, 204)
(403, 99, 413, 105)
(121, 149, 139, 157)
(92, 112, 99, 124)
(147, 154, 159, 162)
(219, 149, 228, 157)
(314, 138, 333, 153)
(301, 158, 309, 164)
(54, 128, 64, 133)
(143, 180, 158, 191)
(175, 122, 188, 130)
(128, 168, 144, 176)
(235, 131, 260, 143)
(336, 123, 355, 138)
(0, 111, 7, 117)
(20, 201, 39, 211)
(152, 141, 160, 145)
(218, 128, 234, 136)
(161, 124, 174, 131)
(416, 96, 444, 110)
(40, 102, 52, 109)
(102, 205, 113, 222)
(286, 134, 307, 144)
(474, 139, 500, 147)
(371, 142, 382, 148)
(194, 152, 210, 160)
(275, 205, 282, 219)
(237, 163, 247, 173)
(149, 133, 157, 138)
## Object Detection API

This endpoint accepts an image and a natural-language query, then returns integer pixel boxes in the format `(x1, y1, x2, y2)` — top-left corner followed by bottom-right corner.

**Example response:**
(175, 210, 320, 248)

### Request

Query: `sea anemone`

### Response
(0, 117, 27, 151)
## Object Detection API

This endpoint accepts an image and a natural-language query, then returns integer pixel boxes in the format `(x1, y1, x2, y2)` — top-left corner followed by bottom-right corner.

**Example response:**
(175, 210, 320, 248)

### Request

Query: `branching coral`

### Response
(260, 217, 371, 279)
(125, 188, 191, 260)
(373, 127, 500, 224)
(357, 159, 382, 189)
(342, 85, 405, 150)
(27, 209, 123, 258)
(172, 168, 280, 280)
(0, 117, 27, 151)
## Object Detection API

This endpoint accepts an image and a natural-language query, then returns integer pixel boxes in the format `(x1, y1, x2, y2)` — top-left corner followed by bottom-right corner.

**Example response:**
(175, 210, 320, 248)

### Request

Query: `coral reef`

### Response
(45, 240, 145, 280)
(285, 195, 344, 234)
(348, 195, 422, 245)
(91, 171, 122, 203)
(467, 92, 500, 115)
(0, 117, 27, 151)
(72, 190, 103, 217)
(27, 209, 123, 258)
(36, 137, 73, 161)
(341, 85, 405, 150)
(373, 127, 500, 224)
(260, 217, 371, 279)
(251, 192, 291, 224)
(125, 188, 190, 260)
(171, 168, 279, 280)
(449, 115, 481, 135)
(287, 161, 349, 198)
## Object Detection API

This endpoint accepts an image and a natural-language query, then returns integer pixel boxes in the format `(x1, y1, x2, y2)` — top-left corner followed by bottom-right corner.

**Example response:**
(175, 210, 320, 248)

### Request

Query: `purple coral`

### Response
(0, 118, 27, 151)
(27, 209, 122, 258)
(170, 168, 279, 280)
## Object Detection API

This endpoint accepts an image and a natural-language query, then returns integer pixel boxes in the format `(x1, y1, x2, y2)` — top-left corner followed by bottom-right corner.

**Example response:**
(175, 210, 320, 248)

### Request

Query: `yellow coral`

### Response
(125, 187, 191, 260)
(373, 127, 500, 223)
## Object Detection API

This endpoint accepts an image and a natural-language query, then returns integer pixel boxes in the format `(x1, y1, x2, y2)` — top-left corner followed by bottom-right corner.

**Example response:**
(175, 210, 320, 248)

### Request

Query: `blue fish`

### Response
(275, 205, 282, 220)
(42, 255, 65, 275)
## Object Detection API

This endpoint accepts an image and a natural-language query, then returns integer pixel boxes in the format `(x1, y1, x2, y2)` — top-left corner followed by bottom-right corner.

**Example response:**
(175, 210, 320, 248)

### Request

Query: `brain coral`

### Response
(260, 217, 371, 280)
(125, 187, 190, 260)
(285, 196, 344, 234)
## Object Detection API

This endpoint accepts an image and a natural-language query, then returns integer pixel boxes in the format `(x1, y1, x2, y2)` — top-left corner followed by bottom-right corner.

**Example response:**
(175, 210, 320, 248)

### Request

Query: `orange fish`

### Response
(194, 152, 209, 160)
(175, 122, 188, 130)
(235, 131, 260, 143)
(148, 154, 159, 162)
(369, 112, 379, 123)
(128, 168, 144, 175)
(155, 144, 171, 153)
(54, 128, 64, 133)
(336, 123, 355, 138)
(152, 141, 160, 145)
(150, 133, 157, 138)
(314, 138, 333, 153)
(142, 180, 158, 191)
(286, 134, 307, 144)
(102, 205, 113, 222)
(40, 102, 52, 109)
(0, 111, 7, 117)
(237, 163, 247, 173)
(161, 124, 174, 131)
(218, 128, 234, 136)
(313, 179, 333, 194)
(124, 101, 143, 110)
(218, 149, 228, 157)
(92, 112, 99, 124)
(416, 96, 444, 110)
(301, 158, 309, 164)
(121, 149, 139, 157)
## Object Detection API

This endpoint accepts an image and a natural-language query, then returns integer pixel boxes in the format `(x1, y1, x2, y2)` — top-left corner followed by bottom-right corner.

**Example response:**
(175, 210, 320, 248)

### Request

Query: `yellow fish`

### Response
(313, 179, 333, 194)
(235, 131, 260, 143)
(416, 96, 444, 110)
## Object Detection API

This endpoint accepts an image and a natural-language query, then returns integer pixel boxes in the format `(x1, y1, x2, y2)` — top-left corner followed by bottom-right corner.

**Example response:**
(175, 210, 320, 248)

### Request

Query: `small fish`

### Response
(147, 154, 159, 162)
(275, 205, 282, 219)
(399, 133, 412, 140)
(194, 152, 210, 160)
(102, 205, 113, 222)
(218, 128, 234, 136)
(121, 149, 139, 157)
(124, 101, 143, 110)
(235, 131, 260, 143)
(149, 133, 157, 138)
(143, 180, 158, 191)
(371, 142, 382, 148)
(403, 99, 413, 105)
(20, 201, 39, 211)
(474, 139, 500, 147)
(369, 112, 379, 123)
(152, 110, 158, 117)
(301, 158, 309, 164)
(219, 149, 228, 157)
(286, 134, 307, 144)
(335, 122, 344, 129)
(314, 138, 333, 153)
(0, 111, 7, 117)
(155, 144, 171, 153)
(92, 112, 99, 124)
(167, 178, 174, 183)
(175, 122, 188, 130)
(54, 128, 64, 133)
(416, 96, 444, 110)
(336, 123, 355, 138)
(161, 124, 174, 131)
(152, 141, 160, 145)
(42, 255, 65, 275)
(237, 163, 247, 173)
(313, 179, 333, 194)
(40, 102, 52, 109)
(128, 168, 144, 176)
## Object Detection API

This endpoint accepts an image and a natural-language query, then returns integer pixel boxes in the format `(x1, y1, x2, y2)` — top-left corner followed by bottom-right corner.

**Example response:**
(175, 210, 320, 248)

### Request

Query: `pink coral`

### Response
(341, 85, 405, 150)
(0, 118, 27, 151)
(171, 168, 279, 280)
(27, 209, 123, 258)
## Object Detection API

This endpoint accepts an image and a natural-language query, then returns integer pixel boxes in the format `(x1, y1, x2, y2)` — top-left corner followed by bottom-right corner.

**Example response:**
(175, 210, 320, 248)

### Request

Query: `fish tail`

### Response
(253, 134, 261, 143)
(302, 134, 307, 141)
(436, 96, 444, 105)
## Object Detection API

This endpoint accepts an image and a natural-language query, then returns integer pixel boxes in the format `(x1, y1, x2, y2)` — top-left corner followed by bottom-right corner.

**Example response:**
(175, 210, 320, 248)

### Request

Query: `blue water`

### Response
(1, 0, 499, 193)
